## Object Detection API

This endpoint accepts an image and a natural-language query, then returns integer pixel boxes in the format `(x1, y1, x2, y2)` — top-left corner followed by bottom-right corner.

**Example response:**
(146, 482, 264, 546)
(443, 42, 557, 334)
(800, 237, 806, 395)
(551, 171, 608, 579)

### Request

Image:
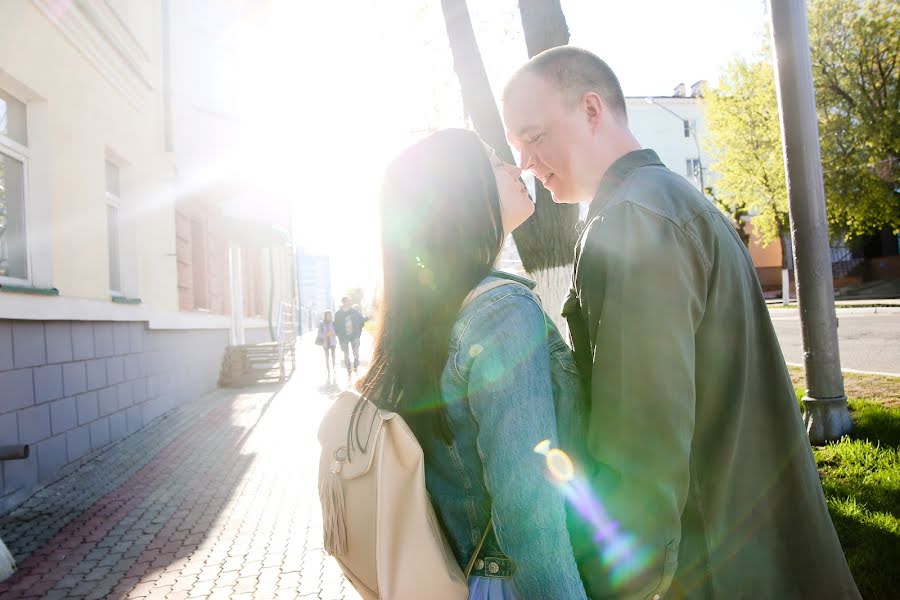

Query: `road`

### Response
(769, 311, 900, 376)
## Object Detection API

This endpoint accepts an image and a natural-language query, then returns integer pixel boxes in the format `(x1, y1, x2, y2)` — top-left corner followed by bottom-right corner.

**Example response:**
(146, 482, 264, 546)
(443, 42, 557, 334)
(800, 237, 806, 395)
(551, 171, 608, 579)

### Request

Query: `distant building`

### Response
(297, 250, 333, 332)
(626, 82, 710, 194)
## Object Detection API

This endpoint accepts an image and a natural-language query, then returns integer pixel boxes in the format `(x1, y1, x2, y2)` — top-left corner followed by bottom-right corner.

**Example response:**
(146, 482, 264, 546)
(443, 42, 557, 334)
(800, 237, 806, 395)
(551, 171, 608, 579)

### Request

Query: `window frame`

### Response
(685, 158, 702, 181)
(0, 94, 32, 287)
(105, 161, 123, 297)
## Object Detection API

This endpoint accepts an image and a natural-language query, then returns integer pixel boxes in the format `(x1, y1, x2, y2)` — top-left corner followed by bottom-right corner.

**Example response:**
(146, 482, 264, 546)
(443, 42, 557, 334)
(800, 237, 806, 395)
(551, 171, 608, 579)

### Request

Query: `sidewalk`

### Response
(0, 338, 360, 599)
(768, 298, 900, 314)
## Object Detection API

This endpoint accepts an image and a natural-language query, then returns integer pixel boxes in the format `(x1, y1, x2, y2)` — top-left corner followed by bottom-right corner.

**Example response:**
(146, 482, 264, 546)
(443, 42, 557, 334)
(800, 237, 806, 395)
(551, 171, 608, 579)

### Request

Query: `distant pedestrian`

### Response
(333, 297, 365, 376)
(316, 311, 338, 380)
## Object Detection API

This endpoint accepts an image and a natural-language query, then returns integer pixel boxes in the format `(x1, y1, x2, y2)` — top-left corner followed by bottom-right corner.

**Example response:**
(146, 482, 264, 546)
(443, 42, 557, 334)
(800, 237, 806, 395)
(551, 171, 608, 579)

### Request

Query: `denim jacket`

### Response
(423, 271, 589, 600)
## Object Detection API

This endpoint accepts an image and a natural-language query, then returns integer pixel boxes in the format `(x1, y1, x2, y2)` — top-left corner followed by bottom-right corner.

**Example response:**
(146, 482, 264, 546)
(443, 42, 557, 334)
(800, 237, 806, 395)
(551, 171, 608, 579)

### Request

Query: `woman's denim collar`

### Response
(488, 270, 536, 290)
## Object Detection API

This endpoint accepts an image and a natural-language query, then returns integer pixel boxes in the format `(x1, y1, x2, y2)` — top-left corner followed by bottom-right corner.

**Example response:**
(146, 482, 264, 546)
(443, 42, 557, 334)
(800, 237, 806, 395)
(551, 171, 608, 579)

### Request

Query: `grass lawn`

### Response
(790, 367, 900, 599)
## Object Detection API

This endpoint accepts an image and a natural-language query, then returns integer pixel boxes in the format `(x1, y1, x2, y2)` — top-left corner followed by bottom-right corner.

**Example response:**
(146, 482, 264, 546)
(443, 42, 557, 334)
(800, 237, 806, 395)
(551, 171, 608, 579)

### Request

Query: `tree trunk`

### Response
(513, 0, 579, 326)
(441, 0, 578, 327)
(440, 0, 515, 163)
(533, 264, 572, 335)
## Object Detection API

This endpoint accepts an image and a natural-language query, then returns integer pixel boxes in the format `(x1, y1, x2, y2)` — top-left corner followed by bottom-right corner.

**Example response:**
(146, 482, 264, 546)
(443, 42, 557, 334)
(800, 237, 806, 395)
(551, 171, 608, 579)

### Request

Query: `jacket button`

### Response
(487, 562, 500, 574)
(475, 559, 484, 571)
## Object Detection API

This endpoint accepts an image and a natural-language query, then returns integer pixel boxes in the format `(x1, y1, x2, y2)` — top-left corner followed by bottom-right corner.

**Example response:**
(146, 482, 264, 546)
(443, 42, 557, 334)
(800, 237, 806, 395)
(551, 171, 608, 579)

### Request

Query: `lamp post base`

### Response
(803, 395, 852, 445)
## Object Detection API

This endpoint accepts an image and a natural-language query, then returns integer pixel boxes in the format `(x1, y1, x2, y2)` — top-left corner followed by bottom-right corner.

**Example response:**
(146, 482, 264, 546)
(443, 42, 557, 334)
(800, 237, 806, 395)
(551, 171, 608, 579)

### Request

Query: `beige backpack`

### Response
(317, 280, 517, 599)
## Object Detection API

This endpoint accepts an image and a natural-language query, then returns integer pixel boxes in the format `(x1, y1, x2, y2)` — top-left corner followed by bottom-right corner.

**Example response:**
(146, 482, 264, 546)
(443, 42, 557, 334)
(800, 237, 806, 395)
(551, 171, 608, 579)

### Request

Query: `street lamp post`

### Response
(645, 97, 705, 192)
(769, 0, 851, 444)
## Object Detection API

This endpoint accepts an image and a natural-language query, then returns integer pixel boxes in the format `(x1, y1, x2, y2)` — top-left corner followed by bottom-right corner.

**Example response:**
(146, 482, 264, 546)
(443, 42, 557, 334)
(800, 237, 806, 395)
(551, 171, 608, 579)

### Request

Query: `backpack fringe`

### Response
(320, 467, 347, 556)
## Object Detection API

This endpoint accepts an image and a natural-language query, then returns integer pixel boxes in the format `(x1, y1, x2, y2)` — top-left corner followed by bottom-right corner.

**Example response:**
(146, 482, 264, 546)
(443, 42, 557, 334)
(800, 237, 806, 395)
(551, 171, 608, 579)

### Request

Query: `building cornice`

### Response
(31, 0, 154, 107)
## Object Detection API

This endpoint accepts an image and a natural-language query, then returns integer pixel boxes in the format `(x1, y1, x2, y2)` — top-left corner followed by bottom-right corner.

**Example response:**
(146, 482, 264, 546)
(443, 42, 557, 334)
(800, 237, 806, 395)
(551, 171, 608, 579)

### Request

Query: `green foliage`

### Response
(814, 400, 900, 598)
(704, 0, 899, 245)
(809, 0, 900, 240)
(344, 287, 365, 307)
(702, 55, 789, 248)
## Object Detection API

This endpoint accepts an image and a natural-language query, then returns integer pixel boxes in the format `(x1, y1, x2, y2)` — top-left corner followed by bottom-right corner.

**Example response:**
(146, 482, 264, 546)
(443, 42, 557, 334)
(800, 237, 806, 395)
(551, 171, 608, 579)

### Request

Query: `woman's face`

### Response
(485, 143, 534, 236)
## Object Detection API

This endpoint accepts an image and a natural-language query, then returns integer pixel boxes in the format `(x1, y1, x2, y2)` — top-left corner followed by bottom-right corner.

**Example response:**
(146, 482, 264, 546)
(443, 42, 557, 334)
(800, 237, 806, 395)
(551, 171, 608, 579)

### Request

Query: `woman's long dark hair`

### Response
(358, 128, 504, 446)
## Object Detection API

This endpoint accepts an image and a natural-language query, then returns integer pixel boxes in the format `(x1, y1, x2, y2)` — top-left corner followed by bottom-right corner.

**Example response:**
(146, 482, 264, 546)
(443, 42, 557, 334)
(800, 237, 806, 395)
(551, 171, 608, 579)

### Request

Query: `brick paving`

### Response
(0, 338, 361, 599)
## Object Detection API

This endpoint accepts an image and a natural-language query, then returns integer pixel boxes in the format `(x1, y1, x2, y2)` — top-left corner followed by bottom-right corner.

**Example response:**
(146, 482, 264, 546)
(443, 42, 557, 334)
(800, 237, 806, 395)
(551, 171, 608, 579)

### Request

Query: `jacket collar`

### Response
(489, 270, 536, 290)
(586, 149, 664, 222)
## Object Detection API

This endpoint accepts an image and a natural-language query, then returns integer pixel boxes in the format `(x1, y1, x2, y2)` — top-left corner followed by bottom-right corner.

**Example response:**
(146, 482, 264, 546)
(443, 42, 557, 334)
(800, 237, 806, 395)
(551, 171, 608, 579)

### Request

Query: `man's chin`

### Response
(547, 187, 577, 204)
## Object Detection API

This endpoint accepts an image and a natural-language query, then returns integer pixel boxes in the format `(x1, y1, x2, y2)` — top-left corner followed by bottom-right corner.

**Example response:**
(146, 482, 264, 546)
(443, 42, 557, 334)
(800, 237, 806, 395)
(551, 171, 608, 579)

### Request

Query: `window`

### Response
(190, 218, 208, 309)
(0, 89, 28, 282)
(683, 119, 697, 138)
(105, 161, 122, 295)
(686, 158, 702, 181)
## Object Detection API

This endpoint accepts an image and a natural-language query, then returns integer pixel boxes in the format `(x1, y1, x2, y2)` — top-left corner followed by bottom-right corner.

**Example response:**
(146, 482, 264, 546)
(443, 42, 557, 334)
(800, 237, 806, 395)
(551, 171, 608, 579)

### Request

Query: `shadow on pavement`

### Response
(0, 383, 281, 599)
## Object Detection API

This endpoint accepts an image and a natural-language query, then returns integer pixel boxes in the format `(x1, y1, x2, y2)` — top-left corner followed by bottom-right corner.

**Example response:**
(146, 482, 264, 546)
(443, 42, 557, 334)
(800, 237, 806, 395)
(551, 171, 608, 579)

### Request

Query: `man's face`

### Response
(342, 298, 351, 309)
(503, 73, 596, 204)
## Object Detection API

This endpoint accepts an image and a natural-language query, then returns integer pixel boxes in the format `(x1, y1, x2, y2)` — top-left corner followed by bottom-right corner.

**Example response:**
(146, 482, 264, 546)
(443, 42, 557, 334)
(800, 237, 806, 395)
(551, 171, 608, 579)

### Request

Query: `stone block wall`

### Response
(0, 320, 229, 514)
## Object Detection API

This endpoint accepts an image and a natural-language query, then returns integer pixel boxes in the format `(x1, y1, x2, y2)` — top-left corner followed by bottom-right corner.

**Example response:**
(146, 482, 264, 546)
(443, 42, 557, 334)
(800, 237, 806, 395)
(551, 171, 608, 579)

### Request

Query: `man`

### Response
(333, 296, 365, 375)
(502, 47, 859, 599)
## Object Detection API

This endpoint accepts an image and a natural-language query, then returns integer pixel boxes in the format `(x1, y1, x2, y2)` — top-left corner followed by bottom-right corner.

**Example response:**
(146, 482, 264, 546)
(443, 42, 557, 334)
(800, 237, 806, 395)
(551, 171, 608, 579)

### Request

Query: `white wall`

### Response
(0, 1, 171, 308)
(625, 97, 711, 192)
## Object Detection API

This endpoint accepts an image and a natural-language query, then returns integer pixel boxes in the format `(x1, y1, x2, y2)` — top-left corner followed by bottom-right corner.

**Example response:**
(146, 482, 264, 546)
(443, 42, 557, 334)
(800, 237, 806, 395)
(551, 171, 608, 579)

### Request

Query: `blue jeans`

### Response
(339, 337, 360, 370)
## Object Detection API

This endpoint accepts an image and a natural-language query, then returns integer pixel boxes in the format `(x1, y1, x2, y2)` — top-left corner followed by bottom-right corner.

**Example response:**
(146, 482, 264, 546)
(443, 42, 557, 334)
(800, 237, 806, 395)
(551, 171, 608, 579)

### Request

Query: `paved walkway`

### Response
(0, 338, 361, 599)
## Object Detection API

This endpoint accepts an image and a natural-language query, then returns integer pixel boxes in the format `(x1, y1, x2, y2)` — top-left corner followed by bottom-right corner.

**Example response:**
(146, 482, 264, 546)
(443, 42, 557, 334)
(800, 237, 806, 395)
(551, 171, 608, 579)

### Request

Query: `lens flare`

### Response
(546, 449, 574, 483)
(534, 441, 654, 590)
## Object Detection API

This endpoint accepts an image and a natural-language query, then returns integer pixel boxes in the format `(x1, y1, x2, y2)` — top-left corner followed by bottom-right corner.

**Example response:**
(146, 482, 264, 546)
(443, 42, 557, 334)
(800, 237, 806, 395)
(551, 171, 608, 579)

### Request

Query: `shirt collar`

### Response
(586, 149, 664, 222)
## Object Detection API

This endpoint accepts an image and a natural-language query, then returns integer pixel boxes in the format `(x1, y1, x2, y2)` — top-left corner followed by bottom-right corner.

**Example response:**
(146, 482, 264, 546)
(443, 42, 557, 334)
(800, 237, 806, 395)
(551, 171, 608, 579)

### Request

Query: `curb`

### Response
(769, 306, 900, 316)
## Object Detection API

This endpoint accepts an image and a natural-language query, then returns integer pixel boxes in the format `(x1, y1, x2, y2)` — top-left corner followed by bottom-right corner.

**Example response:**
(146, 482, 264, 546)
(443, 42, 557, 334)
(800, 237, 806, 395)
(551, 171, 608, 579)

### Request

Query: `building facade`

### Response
(297, 249, 333, 333)
(0, 0, 293, 514)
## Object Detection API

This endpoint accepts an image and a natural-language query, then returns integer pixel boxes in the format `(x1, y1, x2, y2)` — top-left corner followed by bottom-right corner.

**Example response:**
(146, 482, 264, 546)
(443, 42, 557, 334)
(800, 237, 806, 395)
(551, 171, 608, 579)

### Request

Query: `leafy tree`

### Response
(808, 0, 899, 239)
(343, 287, 365, 307)
(706, 0, 898, 254)
(703, 55, 792, 269)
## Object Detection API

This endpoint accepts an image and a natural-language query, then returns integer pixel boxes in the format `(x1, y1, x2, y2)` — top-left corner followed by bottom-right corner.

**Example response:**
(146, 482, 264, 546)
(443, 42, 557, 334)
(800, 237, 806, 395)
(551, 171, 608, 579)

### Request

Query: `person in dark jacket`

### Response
(333, 296, 366, 376)
(501, 46, 859, 599)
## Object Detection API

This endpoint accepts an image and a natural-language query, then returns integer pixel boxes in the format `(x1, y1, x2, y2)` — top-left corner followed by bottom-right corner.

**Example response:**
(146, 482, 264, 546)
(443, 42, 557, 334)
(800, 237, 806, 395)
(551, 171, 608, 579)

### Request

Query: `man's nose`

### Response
(518, 148, 535, 171)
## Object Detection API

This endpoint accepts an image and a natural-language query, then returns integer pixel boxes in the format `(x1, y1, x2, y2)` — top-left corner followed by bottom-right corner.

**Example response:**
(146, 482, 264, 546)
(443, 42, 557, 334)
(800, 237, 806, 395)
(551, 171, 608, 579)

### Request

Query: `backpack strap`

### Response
(461, 279, 524, 309)
(464, 518, 493, 579)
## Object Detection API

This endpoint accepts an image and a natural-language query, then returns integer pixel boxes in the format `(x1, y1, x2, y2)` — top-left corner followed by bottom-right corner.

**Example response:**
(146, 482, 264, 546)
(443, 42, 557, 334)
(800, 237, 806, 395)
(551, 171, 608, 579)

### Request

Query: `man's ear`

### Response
(582, 92, 604, 132)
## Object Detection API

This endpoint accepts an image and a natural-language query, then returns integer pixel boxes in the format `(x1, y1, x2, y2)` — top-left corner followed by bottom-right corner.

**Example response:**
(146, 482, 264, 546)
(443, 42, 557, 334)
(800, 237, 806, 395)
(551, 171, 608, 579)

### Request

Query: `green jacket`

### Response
(563, 150, 859, 599)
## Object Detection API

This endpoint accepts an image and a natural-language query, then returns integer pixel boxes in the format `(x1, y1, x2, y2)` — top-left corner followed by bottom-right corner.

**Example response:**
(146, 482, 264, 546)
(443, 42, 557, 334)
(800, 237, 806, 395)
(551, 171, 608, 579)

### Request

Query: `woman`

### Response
(358, 129, 588, 600)
(318, 310, 338, 379)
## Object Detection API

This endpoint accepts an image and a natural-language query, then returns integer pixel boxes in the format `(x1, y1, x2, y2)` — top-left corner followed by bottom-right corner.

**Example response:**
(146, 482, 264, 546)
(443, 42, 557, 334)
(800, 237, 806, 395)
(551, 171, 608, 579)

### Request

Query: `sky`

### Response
(234, 0, 770, 298)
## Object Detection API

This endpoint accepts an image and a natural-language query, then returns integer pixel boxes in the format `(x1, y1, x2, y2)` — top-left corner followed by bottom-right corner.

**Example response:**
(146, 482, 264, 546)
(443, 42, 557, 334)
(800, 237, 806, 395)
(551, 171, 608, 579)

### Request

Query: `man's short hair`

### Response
(341, 296, 351, 303)
(503, 46, 628, 123)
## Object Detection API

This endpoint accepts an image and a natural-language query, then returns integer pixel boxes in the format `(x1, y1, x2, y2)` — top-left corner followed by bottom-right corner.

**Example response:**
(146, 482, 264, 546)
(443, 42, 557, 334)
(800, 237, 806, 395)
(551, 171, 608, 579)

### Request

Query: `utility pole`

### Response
(768, 0, 851, 444)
